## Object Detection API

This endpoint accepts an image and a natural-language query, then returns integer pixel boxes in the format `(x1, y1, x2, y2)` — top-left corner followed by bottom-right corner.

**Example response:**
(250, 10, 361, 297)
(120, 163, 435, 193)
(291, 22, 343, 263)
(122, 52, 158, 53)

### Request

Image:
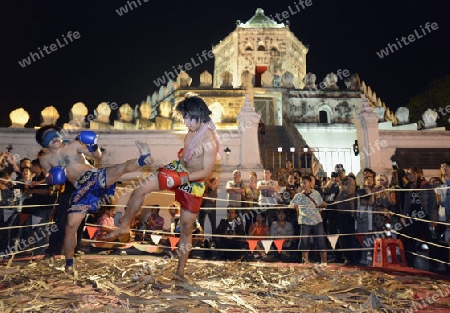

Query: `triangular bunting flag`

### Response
(19, 213, 30, 226)
(151, 234, 162, 245)
(247, 239, 258, 253)
(86, 226, 98, 239)
(327, 235, 339, 249)
(261, 240, 273, 254)
(273, 239, 285, 253)
(356, 234, 364, 246)
(168, 236, 180, 251)
(31, 215, 42, 228)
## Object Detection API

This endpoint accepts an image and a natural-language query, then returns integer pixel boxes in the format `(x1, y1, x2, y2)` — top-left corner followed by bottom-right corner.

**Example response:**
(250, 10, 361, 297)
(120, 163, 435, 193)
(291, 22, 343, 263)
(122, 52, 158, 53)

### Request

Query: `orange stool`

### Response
(372, 238, 407, 268)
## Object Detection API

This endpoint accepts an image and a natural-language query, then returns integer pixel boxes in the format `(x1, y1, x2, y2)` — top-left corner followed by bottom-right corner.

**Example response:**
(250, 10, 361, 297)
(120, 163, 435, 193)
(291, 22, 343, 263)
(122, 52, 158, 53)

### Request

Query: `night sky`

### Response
(1, 0, 448, 127)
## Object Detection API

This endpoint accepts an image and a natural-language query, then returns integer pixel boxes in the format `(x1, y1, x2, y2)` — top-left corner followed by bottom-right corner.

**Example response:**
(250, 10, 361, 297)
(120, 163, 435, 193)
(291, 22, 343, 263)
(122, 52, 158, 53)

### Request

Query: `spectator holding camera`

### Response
(372, 173, 396, 231)
(333, 164, 357, 265)
(400, 166, 437, 267)
(0, 148, 20, 177)
(215, 209, 246, 259)
(322, 172, 340, 235)
(355, 171, 376, 265)
(323, 172, 340, 203)
(309, 173, 324, 198)
(0, 170, 22, 251)
(21, 159, 57, 255)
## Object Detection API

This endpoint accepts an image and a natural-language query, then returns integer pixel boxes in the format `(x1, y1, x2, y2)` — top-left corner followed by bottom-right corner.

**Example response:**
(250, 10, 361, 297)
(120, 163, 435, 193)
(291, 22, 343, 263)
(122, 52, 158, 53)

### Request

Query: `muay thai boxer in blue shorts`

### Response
(36, 125, 152, 273)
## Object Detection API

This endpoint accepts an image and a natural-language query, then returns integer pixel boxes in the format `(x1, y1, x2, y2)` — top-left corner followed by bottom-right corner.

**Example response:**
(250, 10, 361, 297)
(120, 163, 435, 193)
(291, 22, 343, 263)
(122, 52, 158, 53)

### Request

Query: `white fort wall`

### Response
(294, 123, 360, 176)
(295, 125, 450, 182)
(2, 126, 450, 228)
(379, 129, 450, 178)
(0, 128, 242, 171)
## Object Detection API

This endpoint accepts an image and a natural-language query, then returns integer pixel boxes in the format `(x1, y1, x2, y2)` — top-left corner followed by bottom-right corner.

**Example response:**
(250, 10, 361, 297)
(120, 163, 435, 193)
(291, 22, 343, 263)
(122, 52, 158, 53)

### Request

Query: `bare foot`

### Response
(172, 273, 186, 282)
(102, 228, 130, 242)
(136, 140, 150, 154)
(135, 141, 152, 166)
(64, 266, 77, 278)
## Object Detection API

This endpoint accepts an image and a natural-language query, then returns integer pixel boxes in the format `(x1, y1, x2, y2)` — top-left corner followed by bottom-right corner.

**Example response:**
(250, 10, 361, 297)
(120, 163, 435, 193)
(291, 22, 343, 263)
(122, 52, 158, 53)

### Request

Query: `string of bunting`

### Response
(1, 181, 449, 265)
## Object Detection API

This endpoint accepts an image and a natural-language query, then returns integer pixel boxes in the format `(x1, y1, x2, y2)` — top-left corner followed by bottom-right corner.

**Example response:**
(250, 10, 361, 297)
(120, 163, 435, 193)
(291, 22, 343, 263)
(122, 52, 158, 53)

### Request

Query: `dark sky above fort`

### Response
(0, 0, 448, 127)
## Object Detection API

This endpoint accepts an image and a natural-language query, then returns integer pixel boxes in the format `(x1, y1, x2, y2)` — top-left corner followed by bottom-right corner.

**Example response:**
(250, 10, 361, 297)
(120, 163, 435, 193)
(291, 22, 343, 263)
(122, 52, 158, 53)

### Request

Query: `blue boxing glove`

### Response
(46, 166, 66, 185)
(78, 131, 98, 152)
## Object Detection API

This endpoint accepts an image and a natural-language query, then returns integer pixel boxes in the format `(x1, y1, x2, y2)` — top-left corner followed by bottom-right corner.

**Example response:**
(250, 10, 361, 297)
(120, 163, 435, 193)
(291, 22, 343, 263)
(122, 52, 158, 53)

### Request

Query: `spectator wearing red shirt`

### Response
(248, 212, 270, 259)
(95, 207, 116, 239)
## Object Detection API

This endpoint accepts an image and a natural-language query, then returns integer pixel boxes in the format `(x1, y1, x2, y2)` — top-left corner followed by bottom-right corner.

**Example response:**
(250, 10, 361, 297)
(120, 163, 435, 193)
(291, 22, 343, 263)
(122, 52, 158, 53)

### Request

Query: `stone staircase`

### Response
(259, 118, 311, 172)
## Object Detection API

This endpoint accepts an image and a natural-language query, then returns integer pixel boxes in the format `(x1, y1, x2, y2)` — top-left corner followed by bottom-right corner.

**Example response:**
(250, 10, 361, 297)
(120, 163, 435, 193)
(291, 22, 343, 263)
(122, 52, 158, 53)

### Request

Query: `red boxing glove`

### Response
(157, 168, 189, 190)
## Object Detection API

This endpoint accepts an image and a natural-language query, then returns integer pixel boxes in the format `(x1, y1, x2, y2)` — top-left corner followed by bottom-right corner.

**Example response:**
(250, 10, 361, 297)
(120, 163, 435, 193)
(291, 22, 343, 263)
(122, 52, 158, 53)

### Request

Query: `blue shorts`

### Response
(68, 168, 116, 214)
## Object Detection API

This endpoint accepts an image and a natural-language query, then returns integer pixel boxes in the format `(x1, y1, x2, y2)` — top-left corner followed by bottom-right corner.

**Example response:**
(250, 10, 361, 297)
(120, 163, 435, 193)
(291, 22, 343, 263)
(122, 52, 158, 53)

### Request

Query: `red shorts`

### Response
(161, 160, 205, 214)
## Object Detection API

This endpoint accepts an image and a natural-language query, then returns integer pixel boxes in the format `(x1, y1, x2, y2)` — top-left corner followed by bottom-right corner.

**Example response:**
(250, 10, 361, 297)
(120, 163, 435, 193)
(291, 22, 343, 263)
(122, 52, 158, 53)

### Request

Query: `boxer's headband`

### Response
(42, 130, 62, 148)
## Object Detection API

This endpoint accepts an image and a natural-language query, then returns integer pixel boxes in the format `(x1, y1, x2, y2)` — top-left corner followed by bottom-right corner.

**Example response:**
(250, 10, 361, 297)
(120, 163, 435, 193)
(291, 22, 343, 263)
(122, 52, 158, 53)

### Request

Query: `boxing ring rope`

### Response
(0, 182, 449, 268)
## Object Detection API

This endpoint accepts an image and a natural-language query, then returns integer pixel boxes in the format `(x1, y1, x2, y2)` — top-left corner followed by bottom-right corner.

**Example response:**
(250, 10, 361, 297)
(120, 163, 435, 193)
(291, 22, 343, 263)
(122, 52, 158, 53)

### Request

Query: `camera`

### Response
(226, 221, 235, 235)
(6, 144, 12, 152)
(355, 188, 367, 196)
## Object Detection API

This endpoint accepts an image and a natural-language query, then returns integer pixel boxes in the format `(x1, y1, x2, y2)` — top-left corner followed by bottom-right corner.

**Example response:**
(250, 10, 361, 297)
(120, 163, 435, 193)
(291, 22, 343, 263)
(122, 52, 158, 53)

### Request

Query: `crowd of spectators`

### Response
(1, 143, 449, 274)
(197, 161, 449, 273)
(0, 148, 58, 257)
